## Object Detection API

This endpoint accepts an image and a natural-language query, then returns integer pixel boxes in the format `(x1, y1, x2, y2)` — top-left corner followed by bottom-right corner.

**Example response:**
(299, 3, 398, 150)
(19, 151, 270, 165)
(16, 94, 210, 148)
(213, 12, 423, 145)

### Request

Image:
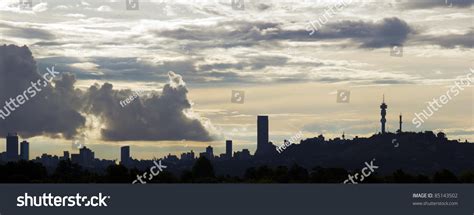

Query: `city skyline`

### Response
(0, 0, 472, 160)
(1, 96, 471, 163)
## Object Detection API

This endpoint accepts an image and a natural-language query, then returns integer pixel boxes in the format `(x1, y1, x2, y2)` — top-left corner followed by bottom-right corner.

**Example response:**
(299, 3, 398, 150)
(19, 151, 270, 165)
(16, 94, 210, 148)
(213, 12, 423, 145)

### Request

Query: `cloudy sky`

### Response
(0, 0, 472, 160)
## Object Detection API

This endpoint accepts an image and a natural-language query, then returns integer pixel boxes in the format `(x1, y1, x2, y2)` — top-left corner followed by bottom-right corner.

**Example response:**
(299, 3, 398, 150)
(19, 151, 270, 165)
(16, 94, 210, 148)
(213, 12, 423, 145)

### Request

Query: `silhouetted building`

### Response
(6, 132, 19, 161)
(61, 151, 70, 160)
(234, 149, 251, 160)
(36, 153, 60, 167)
(0, 152, 5, 161)
(257, 115, 268, 150)
(121, 146, 130, 165)
(217, 153, 225, 160)
(200, 146, 214, 160)
(71, 147, 95, 167)
(181, 150, 195, 161)
(380, 95, 387, 134)
(254, 115, 278, 158)
(255, 115, 277, 157)
(80, 147, 94, 160)
(20, 140, 29, 160)
(164, 153, 179, 163)
(71, 154, 80, 163)
(206, 145, 213, 157)
(226, 140, 232, 158)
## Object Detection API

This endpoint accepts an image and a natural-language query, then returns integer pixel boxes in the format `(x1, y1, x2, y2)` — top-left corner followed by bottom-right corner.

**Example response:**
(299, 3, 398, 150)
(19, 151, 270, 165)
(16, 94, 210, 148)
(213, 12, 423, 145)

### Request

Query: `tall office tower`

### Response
(63, 151, 70, 160)
(121, 146, 130, 165)
(6, 133, 19, 161)
(79, 147, 94, 166)
(206, 145, 214, 159)
(255, 115, 271, 157)
(380, 95, 387, 134)
(20, 140, 29, 160)
(189, 150, 195, 159)
(226, 140, 232, 158)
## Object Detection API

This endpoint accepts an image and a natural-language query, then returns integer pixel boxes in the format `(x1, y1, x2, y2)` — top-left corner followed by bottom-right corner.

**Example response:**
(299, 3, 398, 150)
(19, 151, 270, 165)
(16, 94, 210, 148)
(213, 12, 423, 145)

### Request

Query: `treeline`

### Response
(0, 158, 473, 183)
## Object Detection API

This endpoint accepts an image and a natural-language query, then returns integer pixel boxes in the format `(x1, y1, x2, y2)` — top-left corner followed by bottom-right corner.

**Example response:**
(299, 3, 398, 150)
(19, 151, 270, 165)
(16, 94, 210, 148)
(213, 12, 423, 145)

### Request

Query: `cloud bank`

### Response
(0, 44, 213, 142)
(84, 71, 213, 141)
(0, 44, 85, 139)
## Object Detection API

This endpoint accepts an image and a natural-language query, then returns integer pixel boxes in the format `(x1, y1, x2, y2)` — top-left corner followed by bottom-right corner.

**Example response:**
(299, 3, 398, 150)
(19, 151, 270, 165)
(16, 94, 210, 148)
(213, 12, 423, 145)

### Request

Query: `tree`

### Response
(0, 161, 47, 183)
(310, 166, 347, 183)
(180, 170, 193, 183)
(53, 160, 85, 183)
(415, 174, 431, 183)
(255, 166, 274, 183)
(288, 164, 309, 183)
(152, 171, 178, 183)
(244, 167, 257, 182)
(105, 164, 130, 183)
(392, 169, 415, 183)
(459, 171, 474, 183)
(433, 169, 458, 183)
(191, 157, 215, 182)
(274, 166, 289, 183)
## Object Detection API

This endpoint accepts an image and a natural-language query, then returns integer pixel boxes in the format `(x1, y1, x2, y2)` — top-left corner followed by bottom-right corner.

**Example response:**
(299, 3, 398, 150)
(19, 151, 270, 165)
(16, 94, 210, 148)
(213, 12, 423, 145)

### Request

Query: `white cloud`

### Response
(32, 2, 48, 12)
(97, 5, 112, 12)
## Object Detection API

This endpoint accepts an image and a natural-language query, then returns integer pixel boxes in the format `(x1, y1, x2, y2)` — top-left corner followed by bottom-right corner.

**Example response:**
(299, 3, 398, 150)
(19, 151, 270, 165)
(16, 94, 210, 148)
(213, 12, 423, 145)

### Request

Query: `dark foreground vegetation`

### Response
(0, 157, 473, 183)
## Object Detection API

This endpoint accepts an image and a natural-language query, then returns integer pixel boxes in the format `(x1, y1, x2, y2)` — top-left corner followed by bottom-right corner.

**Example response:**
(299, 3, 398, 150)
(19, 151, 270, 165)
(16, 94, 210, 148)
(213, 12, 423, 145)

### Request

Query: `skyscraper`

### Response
(62, 151, 70, 160)
(180, 150, 195, 161)
(206, 145, 214, 158)
(257, 115, 268, 149)
(255, 115, 275, 157)
(380, 95, 387, 134)
(6, 133, 19, 161)
(121, 146, 130, 165)
(79, 147, 94, 166)
(20, 140, 29, 160)
(226, 140, 232, 158)
(200, 146, 214, 160)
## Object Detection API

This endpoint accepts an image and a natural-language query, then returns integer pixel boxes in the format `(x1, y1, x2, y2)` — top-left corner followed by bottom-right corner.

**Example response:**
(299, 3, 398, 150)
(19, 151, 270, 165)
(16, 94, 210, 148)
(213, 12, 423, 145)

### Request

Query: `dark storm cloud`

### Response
(91, 57, 170, 81)
(37, 54, 291, 84)
(248, 56, 288, 70)
(0, 45, 213, 141)
(155, 20, 279, 42)
(156, 18, 414, 48)
(400, 0, 473, 9)
(37, 57, 170, 82)
(0, 45, 84, 139)
(83, 72, 213, 141)
(36, 57, 107, 80)
(0, 23, 55, 40)
(415, 30, 474, 48)
(308, 17, 414, 48)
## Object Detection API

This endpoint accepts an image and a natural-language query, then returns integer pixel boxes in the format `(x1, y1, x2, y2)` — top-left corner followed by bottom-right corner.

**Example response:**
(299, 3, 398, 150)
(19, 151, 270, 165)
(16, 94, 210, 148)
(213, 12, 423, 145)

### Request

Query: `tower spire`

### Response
(380, 94, 388, 134)
(399, 113, 403, 133)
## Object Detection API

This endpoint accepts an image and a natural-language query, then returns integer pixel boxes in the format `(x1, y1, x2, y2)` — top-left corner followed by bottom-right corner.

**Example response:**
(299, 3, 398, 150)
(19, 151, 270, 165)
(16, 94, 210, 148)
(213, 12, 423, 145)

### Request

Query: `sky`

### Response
(0, 0, 472, 160)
